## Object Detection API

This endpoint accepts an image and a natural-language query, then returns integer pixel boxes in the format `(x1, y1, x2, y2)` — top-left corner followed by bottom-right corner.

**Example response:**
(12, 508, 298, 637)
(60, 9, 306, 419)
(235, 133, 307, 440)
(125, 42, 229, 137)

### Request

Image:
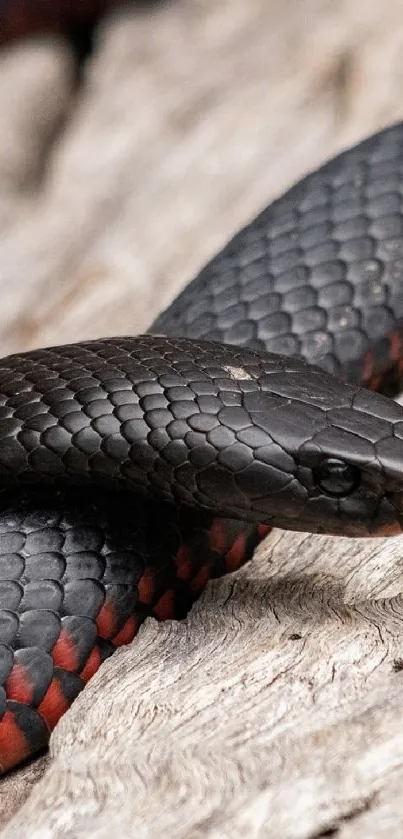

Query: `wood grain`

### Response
(2, 1, 403, 836)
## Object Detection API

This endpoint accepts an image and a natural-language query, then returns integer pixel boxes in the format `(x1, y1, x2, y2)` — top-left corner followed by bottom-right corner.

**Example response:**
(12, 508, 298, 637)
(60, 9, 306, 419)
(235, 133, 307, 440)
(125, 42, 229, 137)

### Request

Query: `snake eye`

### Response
(314, 458, 360, 497)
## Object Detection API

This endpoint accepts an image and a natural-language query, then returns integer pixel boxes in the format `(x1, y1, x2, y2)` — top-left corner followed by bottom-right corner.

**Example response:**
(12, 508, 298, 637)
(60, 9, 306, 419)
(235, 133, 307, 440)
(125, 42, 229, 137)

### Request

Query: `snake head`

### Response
(119, 338, 403, 539)
(224, 358, 403, 537)
(1, 334, 403, 540)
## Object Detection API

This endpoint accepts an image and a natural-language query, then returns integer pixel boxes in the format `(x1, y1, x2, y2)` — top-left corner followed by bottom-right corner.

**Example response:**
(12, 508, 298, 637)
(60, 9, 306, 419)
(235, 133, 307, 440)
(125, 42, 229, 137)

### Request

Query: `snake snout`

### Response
(379, 490, 403, 536)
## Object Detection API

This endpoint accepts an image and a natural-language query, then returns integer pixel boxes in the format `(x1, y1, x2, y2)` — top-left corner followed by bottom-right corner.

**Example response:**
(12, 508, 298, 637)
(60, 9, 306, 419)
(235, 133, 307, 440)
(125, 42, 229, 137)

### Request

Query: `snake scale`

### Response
(2, 1, 403, 774)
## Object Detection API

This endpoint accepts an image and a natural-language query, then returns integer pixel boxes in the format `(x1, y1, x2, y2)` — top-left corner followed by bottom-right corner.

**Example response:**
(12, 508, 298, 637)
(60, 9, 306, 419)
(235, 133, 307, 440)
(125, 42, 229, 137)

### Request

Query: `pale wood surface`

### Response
(2, 1, 403, 836)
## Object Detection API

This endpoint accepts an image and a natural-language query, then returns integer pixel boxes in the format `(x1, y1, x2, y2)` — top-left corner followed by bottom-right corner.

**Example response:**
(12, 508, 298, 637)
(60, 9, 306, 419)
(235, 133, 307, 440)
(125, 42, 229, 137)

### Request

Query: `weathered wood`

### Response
(2, 1, 403, 836)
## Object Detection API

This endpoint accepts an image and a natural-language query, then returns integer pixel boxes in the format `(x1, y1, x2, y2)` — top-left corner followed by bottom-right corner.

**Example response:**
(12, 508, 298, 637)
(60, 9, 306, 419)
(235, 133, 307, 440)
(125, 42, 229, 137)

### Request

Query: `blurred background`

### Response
(0, 0, 402, 358)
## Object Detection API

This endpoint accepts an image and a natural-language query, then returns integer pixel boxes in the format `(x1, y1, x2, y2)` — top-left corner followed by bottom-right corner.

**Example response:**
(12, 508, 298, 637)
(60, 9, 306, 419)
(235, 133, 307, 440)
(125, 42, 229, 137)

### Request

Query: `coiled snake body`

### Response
(3, 7, 403, 776)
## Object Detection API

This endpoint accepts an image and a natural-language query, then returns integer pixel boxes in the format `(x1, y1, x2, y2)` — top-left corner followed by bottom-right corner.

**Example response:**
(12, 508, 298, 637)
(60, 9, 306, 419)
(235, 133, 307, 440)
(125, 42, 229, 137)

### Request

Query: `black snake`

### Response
(1, 0, 403, 774)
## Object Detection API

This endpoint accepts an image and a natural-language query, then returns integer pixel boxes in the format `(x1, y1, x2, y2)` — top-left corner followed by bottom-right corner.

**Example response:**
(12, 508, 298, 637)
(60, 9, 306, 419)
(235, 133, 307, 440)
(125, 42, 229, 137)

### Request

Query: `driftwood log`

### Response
(1, 1, 403, 836)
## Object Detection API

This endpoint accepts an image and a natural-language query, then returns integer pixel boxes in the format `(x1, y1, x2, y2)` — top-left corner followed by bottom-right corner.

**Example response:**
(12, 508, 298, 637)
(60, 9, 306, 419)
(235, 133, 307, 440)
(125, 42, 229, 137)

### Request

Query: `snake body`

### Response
(3, 8, 403, 775)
